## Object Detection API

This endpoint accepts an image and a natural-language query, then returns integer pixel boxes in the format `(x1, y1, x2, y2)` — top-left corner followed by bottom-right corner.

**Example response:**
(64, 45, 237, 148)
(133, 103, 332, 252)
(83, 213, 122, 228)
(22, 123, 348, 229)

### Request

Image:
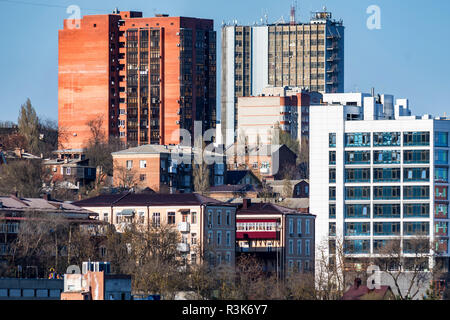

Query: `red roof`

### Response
(342, 284, 392, 300)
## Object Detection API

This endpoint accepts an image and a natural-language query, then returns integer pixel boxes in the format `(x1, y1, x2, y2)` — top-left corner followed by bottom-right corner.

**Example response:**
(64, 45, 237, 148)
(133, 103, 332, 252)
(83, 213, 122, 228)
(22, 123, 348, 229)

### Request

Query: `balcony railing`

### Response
(177, 243, 190, 252)
(178, 222, 190, 233)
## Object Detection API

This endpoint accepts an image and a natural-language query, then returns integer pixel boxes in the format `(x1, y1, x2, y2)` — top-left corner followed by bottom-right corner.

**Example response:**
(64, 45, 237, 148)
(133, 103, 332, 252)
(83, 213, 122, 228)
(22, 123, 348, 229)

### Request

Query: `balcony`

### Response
(178, 222, 190, 233)
(177, 243, 190, 252)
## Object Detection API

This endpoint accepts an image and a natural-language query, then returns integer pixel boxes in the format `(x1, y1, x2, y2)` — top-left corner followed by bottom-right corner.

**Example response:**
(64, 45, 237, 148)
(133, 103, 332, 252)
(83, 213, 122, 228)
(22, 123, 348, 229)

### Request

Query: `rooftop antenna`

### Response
(290, 2, 296, 25)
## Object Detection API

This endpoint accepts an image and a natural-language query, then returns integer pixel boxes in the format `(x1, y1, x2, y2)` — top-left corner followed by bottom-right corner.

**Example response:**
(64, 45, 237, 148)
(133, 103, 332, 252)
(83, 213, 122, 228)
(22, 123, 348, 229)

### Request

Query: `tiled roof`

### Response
(237, 202, 300, 215)
(341, 284, 392, 300)
(208, 184, 260, 193)
(73, 192, 227, 207)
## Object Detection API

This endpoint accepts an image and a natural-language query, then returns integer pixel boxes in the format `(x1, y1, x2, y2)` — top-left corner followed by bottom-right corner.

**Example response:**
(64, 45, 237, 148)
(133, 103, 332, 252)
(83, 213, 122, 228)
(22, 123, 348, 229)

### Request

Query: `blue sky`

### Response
(1, 0, 450, 123)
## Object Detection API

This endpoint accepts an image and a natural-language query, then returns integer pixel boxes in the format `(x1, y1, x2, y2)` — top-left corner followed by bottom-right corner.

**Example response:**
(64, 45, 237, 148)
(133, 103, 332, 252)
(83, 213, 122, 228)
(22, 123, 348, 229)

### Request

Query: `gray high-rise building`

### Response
(220, 9, 344, 147)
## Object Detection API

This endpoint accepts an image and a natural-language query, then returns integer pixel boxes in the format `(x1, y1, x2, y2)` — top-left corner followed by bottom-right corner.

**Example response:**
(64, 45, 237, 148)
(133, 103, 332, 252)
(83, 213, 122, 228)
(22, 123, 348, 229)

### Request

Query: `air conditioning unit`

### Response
(177, 43, 181, 47)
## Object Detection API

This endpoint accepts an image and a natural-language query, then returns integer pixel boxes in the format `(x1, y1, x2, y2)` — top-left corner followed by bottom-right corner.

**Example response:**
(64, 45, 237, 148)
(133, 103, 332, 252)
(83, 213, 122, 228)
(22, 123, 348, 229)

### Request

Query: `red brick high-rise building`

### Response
(58, 9, 216, 150)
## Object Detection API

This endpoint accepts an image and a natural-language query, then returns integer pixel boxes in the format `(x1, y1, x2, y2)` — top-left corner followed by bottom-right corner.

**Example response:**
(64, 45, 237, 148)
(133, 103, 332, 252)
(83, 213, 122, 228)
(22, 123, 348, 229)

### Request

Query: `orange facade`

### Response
(59, 11, 216, 150)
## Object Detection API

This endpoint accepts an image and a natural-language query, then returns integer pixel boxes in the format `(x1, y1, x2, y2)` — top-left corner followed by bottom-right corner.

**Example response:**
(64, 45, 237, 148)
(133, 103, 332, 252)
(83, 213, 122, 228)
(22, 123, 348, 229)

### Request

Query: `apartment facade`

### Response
(236, 199, 315, 278)
(310, 93, 450, 275)
(220, 9, 344, 147)
(111, 144, 226, 193)
(59, 9, 216, 150)
(237, 87, 312, 145)
(73, 193, 236, 267)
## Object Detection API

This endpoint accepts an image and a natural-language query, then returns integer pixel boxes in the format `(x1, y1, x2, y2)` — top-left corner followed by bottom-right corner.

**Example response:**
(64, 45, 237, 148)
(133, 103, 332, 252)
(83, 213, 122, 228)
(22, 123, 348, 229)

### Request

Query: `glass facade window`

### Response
(329, 204, 336, 219)
(345, 222, 370, 236)
(435, 132, 449, 147)
(329, 168, 336, 183)
(373, 168, 400, 182)
(345, 133, 370, 147)
(403, 132, 430, 146)
(345, 204, 370, 218)
(403, 168, 429, 182)
(345, 168, 370, 183)
(373, 186, 400, 200)
(435, 150, 449, 165)
(435, 186, 448, 200)
(373, 150, 401, 164)
(329, 187, 336, 200)
(435, 222, 448, 236)
(403, 222, 429, 236)
(403, 150, 429, 164)
(373, 132, 400, 146)
(403, 186, 429, 200)
(435, 167, 448, 183)
(373, 204, 400, 218)
(329, 222, 336, 237)
(373, 239, 400, 253)
(373, 222, 400, 236)
(344, 240, 370, 254)
(403, 204, 430, 218)
(435, 203, 448, 219)
(403, 239, 430, 254)
(329, 151, 336, 165)
(345, 187, 371, 200)
(345, 151, 370, 164)
(329, 133, 336, 147)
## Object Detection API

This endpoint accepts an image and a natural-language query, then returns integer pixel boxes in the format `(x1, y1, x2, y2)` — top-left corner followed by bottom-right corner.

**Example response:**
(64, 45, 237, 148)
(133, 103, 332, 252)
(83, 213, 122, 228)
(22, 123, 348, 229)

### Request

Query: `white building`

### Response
(310, 92, 450, 278)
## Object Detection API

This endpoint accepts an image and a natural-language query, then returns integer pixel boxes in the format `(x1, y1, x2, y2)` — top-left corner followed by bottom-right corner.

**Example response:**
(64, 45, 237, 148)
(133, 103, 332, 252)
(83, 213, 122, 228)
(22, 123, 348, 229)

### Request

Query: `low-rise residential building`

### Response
(73, 193, 237, 267)
(0, 278, 64, 300)
(226, 144, 297, 180)
(112, 144, 226, 193)
(236, 199, 315, 278)
(266, 179, 309, 198)
(43, 158, 97, 190)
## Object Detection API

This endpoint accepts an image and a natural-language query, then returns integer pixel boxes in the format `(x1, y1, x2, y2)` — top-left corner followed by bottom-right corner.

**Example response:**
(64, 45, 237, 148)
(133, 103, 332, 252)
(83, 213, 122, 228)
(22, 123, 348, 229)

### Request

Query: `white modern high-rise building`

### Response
(310, 92, 450, 276)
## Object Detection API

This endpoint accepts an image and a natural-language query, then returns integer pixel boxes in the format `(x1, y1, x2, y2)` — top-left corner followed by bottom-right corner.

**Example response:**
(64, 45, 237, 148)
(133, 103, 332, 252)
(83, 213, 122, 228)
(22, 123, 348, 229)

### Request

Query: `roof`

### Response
(0, 195, 99, 222)
(226, 170, 259, 185)
(112, 144, 171, 156)
(238, 202, 303, 215)
(208, 184, 260, 193)
(341, 283, 393, 300)
(73, 192, 228, 208)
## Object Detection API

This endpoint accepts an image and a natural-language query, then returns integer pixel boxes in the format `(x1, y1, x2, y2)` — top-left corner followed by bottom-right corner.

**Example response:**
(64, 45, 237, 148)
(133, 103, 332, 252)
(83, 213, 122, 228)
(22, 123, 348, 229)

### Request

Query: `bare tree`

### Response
(113, 162, 141, 190)
(193, 138, 210, 195)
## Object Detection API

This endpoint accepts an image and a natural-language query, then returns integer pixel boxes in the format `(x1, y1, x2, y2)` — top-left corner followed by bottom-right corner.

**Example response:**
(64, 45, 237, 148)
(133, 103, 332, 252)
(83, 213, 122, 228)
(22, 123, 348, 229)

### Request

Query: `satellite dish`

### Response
(66, 265, 81, 274)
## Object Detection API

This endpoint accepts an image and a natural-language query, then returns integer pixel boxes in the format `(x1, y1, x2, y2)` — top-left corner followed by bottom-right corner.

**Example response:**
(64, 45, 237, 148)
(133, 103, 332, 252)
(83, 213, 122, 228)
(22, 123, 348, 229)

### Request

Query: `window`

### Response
(289, 219, 294, 234)
(435, 204, 448, 219)
(345, 133, 370, 147)
(103, 213, 109, 222)
(373, 186, 400, 200)
(217, 211, 222, 225)
(404, 222, 429, 235)
(329, 168, 336, 183)
(435, 150, 449, 165)
(373, 150, 401, 164)
(167, 212, 175, 225)
(126, 160, 133, 169)
(191, 212, 197, 224)
(403, 168, 429, 182)
(297, 240, 302, 255)
(305, 240, 310, 256)
(403, 132, 430, 146)
(297, 260, 302, 272)
(289, 240, 294, 254)
(329, 204, 336, 219)
(191, 233, 197, 245)
(226, 231, 231, 246)
(345, 222, 370, 236)
(329, 151, 336, 165)
(329, 222, 336, 236)
(373, 222, 400, 236)
(373, 167, 401, 182)
(297, 219, 302, 235)
(373, 132, 400, 146)
(66, 167, 72, 175)
(226, 211, 231, 225)
(207, 210, 213, 226)
(305, 220, 310, 234)
(403, 186, 430, 200)
(139, 174, 146, 181)
(346, 168, 371, 183)
(140, 160, 147, 168)
(225, 252, 231, 264)
(435, 186, 448, 200)
(217, 231, 222, 246)
(329, 187, 336, 200)
(207, 231, 213, 245)
(435, 167, 448, 183)
(152, 212, 160, 227)
(345, 151, 371, 164)
(346, 187, 371, 200)
(344, 240, 370, 254)
(374, 204, 400, 218)
(138, 212, 145, 224)
(403, 150, 429, 164)
(345, 204, 370, 218)
(435, 132, 449, 147)
(329, 133, 336, 147)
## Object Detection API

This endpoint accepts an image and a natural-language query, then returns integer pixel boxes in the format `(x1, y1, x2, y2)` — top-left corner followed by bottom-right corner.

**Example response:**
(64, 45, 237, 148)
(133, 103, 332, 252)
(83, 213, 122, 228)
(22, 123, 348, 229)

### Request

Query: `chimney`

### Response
(242, 198, 251, 209)
(354, 278, 362, 288)
(43, 193, 51, 201)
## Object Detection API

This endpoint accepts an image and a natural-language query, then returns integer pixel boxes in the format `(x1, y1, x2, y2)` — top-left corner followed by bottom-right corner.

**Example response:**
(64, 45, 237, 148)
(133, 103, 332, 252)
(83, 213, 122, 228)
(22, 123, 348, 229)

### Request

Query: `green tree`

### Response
(18, 98, 40, 155)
